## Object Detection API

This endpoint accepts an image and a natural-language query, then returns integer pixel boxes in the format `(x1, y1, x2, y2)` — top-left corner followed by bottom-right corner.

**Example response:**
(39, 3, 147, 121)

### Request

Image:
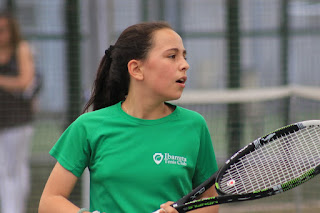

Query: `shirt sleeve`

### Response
(192, 118, 219, 188)
(49, 116, 91, 177)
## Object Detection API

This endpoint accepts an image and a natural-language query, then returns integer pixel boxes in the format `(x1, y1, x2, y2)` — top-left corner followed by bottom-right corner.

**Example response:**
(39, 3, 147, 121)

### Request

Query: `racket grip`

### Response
(152, 210, 161, 213)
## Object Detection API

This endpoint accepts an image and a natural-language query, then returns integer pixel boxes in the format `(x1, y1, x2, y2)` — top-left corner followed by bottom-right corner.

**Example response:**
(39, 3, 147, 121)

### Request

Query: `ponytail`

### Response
(83, 45, 129, 112)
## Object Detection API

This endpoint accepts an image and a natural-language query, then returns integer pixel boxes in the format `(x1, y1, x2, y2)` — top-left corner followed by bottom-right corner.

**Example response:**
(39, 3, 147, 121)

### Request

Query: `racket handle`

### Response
(152, 210, 161, 213)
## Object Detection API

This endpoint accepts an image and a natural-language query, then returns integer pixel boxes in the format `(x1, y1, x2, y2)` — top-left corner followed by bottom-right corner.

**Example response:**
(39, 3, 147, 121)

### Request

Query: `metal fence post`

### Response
(226, 0, 243, 157)
(65, 0, 81, 127)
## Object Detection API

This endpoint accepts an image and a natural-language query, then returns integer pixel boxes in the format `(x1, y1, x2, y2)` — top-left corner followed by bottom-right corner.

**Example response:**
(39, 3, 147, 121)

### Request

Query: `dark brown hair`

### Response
(0, 11, 22, 49)
(83, 21, 172, 112)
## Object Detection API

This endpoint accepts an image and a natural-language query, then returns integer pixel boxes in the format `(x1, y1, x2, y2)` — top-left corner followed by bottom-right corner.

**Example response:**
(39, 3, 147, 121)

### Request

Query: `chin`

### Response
(166, 94, 183, 102)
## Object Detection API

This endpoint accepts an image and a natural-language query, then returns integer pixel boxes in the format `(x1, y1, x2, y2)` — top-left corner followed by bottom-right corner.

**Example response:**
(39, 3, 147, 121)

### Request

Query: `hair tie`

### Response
(105, 45, 114, 58)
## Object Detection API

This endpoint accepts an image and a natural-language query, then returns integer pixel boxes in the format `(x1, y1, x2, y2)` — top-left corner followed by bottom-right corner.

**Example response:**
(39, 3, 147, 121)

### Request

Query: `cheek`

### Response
(154, 69, 174, 88)
(143, 59, 175, 86)
(154, 63, 174, 79)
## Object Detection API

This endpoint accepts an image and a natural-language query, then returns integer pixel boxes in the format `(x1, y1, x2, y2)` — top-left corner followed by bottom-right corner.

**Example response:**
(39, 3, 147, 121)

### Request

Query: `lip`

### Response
(176, 76, 187, 88)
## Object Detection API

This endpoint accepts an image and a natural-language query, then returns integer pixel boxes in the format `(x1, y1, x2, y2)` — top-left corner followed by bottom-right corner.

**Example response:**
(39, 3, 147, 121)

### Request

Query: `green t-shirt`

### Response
(50, 102, 218, 213)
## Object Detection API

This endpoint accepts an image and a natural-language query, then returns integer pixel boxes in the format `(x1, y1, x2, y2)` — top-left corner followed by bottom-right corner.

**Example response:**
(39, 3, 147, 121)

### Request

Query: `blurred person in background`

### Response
(0, 11, 36, 213)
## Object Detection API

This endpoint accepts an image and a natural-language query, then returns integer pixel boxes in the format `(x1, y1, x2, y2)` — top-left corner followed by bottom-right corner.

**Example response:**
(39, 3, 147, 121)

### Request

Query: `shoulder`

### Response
(16, 41, 33, 58)
(176, 105, 205, 119)
(67, 104, 122, 141)
(174, 105, 207, 126)
(16, 41, 32, 53)
(75, 104, 120, 126)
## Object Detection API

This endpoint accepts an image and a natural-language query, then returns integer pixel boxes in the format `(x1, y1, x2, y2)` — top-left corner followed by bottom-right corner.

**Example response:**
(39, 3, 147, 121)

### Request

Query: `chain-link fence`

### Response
(0, 0, 319, 212)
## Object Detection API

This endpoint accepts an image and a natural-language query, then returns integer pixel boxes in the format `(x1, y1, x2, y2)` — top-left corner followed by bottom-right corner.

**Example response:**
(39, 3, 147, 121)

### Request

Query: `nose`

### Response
(180, 58, 190, 72)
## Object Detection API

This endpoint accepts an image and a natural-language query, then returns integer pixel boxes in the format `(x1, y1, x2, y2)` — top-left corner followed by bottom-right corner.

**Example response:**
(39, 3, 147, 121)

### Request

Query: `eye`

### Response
(168, 55, 176, 59)
(183, 53, 187, 60)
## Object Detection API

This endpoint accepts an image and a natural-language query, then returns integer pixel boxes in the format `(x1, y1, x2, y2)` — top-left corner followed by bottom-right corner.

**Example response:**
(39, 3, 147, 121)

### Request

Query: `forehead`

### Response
(150, 28, 185, 51)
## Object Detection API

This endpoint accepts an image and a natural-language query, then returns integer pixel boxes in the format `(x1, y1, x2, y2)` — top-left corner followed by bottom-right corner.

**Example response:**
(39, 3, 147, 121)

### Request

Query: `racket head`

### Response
(215, 120, 320, 197)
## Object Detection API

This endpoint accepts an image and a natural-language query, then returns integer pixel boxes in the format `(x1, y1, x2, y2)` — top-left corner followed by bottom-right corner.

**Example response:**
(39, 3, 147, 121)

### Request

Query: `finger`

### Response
(160, 201, 175, 208)
(160, 208, 168, 213)
(160, 202, 178, 213)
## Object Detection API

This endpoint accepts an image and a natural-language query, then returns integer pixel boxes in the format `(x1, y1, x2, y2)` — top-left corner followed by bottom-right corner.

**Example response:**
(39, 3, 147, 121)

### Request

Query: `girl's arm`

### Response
(39, 162, 86, 213)
(0, 41, 35, 91)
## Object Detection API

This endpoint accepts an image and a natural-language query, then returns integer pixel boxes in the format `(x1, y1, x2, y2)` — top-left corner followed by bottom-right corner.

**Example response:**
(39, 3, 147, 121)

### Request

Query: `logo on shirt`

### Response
(153, 152, 187, 166)
(153, 153, 164, 165)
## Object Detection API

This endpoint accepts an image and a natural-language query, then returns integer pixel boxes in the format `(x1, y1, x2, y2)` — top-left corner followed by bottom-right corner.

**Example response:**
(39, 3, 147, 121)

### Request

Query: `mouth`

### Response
(176, 76, 187, 84)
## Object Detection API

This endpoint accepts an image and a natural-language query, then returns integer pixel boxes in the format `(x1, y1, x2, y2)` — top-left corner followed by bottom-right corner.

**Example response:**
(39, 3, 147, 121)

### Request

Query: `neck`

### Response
(122, 96, 173, 120)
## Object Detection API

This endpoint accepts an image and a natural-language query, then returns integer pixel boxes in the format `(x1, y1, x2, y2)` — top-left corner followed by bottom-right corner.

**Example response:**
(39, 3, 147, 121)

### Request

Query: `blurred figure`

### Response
(0, 11, 36, 213)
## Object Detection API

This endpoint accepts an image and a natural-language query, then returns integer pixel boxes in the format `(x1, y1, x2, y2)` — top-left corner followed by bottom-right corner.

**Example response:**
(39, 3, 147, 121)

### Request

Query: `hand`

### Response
(159, 201, 179, 213)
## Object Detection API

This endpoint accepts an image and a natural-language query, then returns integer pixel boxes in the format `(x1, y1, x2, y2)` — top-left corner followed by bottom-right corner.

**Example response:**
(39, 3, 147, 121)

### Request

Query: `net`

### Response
(175, 85, 320, 104)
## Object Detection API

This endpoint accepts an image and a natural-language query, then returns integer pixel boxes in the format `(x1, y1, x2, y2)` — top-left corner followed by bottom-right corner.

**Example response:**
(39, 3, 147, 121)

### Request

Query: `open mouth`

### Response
(176, 77, 187, 84)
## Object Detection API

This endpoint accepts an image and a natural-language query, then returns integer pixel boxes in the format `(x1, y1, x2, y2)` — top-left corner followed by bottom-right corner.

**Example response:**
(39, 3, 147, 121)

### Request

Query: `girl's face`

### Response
(0, 18, 11, 47)
(139, 28, 190, 101)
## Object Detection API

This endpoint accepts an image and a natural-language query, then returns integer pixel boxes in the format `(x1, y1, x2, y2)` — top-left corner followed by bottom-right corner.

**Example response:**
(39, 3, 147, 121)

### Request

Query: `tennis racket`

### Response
(153, 120, 320, 213)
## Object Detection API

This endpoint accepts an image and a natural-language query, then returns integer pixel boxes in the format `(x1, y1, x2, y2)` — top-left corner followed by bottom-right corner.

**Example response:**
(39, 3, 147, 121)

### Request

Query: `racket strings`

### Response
(219, 126, 320, 195)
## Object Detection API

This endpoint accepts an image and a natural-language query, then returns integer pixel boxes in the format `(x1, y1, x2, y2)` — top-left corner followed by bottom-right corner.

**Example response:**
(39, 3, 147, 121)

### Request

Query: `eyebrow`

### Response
(166, 48, 187, 55)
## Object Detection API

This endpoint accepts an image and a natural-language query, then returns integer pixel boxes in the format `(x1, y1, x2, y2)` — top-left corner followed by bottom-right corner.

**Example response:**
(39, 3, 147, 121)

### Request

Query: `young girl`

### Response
(39, 21, 219, 213)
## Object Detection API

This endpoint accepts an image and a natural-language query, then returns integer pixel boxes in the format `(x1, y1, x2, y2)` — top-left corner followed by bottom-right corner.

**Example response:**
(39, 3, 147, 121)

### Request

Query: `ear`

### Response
(127, 59, 143, 81)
